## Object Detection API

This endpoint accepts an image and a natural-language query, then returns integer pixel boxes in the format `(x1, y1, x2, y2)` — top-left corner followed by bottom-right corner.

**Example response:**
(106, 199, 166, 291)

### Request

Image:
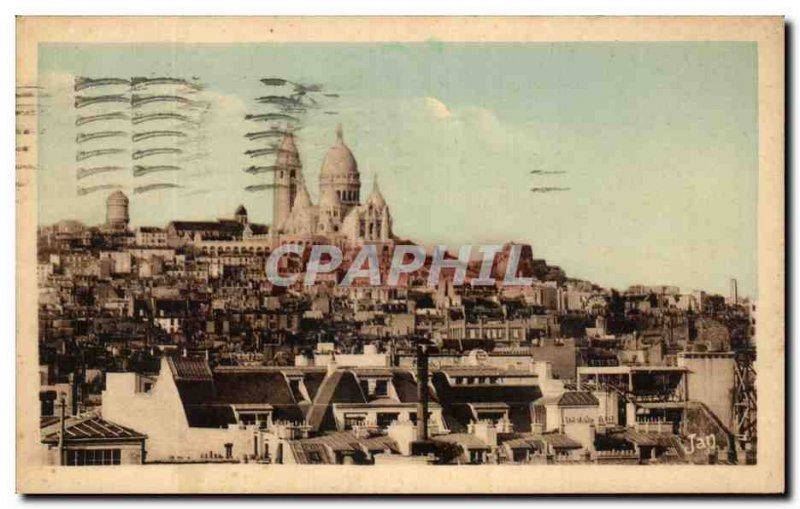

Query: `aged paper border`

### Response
(15, 16, 785, 494)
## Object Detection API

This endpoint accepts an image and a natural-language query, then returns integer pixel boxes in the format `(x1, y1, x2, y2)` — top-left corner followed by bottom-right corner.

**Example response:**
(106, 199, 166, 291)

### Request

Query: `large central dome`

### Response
(320, 124, 358, 178)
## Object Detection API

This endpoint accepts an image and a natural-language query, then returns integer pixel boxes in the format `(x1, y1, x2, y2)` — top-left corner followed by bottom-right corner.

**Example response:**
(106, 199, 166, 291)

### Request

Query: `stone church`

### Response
(274, 124, 394, 248)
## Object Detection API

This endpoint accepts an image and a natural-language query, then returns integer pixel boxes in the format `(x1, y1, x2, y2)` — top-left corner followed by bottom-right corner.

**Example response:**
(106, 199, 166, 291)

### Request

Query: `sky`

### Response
(37, 42, 758, 297)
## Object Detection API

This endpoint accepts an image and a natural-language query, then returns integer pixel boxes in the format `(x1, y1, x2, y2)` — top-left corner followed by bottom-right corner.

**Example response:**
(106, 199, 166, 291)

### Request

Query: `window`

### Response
(469, 450, 484, 464)
(238, 412, 270, 429)
(377, 412, 399, 429)
(344, 413, 367, 430)
(477, 412, 505, 424)
(65, 449, 121, 466)
(374, 380, 388, 397)
(307, 451, 324, 464)
(512, 449, 529, 463)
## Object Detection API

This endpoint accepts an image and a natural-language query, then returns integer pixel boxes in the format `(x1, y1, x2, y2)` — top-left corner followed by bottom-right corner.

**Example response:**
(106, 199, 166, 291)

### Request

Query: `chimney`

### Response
(416, 343, 430, 442)
(58, 395, 67, 466)
(472, 420, 497, 448)
(69, 373, 79, 417)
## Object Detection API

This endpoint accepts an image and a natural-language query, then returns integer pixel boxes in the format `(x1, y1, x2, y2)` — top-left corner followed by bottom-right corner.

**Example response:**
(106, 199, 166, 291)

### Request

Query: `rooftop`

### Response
(41, 414, 146, 444)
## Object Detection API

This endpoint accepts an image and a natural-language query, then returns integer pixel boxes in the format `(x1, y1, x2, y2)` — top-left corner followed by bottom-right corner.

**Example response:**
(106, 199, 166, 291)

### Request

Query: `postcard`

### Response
(16, 16, 785, 494)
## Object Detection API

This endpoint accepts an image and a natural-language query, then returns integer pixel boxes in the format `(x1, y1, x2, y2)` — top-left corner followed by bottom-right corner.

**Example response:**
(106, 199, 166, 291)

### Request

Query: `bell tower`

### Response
(273, 126, 301, 231)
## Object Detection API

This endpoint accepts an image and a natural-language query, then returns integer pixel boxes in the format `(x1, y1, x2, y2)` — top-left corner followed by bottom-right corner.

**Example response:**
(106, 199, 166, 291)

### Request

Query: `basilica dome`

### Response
(320, 124, 358, 179)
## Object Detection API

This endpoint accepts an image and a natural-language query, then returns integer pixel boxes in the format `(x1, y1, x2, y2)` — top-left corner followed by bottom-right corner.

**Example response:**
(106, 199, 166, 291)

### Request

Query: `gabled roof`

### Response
(41, 415, 146, 444)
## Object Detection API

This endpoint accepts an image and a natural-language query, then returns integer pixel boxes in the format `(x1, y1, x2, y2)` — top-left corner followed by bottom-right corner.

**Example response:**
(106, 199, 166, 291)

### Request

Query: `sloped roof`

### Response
(213, 371, 296, 405)
(169, 220, 243, 233)
(541, 433, 582, 449)
(169, 357, 213, 381)
(304, 372, 343, 431)
(441, 404, 477, 433)
(557, 391, 599, 407)
(391, 371, 425, 403)
(359, 434, 400, 453)
(288, 431, 399, 464)
(431, 372, 542, 405)
(300, 371, 327, 402)
(290, 442, 334, 464)
(168, 360, 307, 428)
(433, 433, 490, 450)
(502, 435, 546, 451)
(182, 405, 237, 428)
(41, 415, 146, 444)
(622, 430, 676, 447)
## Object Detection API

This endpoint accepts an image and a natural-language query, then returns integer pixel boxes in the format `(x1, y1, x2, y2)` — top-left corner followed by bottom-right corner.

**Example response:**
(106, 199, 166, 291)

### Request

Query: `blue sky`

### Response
(38, 42, 758, 296)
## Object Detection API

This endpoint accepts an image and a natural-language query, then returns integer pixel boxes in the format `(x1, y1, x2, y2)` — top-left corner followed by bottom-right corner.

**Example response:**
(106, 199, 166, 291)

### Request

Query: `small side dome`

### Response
(235, 204, 247, 216)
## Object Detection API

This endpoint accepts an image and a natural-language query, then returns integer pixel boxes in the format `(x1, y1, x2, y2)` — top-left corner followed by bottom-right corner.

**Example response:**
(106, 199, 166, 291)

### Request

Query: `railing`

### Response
(634, 418, 674, 434)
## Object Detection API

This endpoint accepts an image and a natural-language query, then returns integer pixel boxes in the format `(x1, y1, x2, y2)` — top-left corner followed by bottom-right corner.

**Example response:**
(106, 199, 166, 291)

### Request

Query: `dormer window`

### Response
(237, 411, 271, 430)
(358, 375, 394, 401)
(287, 376, 309, 403)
